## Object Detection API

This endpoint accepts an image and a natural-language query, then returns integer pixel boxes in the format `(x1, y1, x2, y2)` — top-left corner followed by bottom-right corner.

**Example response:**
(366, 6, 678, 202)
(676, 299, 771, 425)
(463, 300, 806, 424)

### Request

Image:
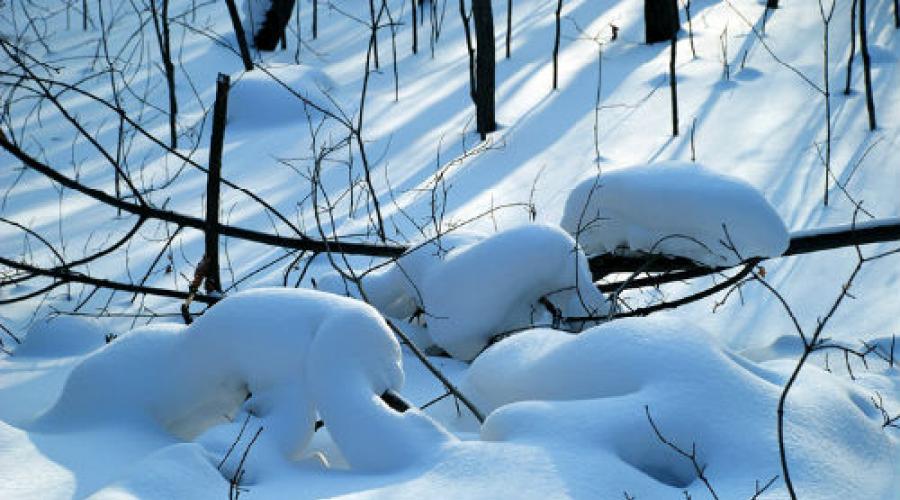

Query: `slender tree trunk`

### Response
(82, 0, 89, 30)
(460, 0, 477, 104)
(205, 74, 230, 294)
(552, 0, 563, 90)
(670, 34, 678, 136)
(472, 0, 497, 138)
(644, 0, 679, 44)
(844, 0, 858, 95)
(150, 0, 178, 149)
(859, 0, 877, 130)
(224, 0, 254, 70)
(312, 0, 318, 39)
(506, 0, 512, 58)
(411, 0, 418, 53)
(369, 0, 380, 69)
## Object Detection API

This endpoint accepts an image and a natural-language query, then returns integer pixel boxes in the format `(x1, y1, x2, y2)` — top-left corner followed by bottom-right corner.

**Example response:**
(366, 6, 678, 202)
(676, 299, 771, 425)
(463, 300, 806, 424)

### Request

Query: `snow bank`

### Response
(320, 224, 610, 361)
(38, 289, 453, 472)
(561, 162, 789, 266)
(468, 317, 900, 498)
(228, 65, 337, 130)
(14, 316, 106, 358)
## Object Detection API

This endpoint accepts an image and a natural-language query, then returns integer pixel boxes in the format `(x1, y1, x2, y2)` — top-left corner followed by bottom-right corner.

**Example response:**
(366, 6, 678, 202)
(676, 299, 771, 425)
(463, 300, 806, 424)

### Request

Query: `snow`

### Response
(2, 0, 900, 497)
(474, 317, 900, 498)
(38, 288, 453, 474)
(14, 316, 106, 358)
(321, 224, 609, 361)
(561, 161, 790, 266)
(228, 64, 337, 131)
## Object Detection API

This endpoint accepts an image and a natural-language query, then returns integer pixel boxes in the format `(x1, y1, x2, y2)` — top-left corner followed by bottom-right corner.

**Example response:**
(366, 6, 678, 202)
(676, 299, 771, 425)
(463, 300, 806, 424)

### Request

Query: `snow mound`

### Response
(320, 224, 610, 361)
(14, 316, 106, 358)
(89, 444, 224, 500)
(228, 65, 337, 130)
(38, 289, 453, 472)
(561, 161, 789, 266)
(468, 317, 900, 498)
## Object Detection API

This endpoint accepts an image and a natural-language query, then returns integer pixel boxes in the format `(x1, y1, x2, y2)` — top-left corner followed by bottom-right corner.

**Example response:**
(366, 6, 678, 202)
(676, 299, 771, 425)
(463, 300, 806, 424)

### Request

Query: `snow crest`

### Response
(561, 161, 789, 266)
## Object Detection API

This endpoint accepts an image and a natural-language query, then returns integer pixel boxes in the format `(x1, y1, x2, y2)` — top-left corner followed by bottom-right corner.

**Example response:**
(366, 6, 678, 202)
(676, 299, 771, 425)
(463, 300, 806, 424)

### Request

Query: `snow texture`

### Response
(37, 289, 454, 472)
(14, 316, 106, 358)
(320, 224, 610, 360)
(561, 161, 790, 266)
(228, 65, 337, 131)
(468, 317, 900, 499)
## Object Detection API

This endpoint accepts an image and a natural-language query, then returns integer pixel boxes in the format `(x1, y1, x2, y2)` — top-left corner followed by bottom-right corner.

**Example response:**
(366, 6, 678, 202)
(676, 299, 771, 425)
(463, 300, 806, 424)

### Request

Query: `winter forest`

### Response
(1, 0, 899, 498)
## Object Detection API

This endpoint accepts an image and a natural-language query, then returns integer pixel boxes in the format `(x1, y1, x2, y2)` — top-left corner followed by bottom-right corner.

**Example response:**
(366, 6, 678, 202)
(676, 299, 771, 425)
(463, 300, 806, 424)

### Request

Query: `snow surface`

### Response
(561, 161, 790, 266)
(2, 0, 900, 497)
(228, 65, 337, 131)
(320, 224, 610, 360)
(37, 288, 453, 474)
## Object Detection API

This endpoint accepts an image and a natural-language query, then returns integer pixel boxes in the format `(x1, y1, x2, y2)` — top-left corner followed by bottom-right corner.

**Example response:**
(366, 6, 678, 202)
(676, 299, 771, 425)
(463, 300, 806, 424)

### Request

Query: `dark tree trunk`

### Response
(411, 0, 418, 53)
(859, 0, 877, 130)
(506, 0, 512, 58)
(459, 0, 476, 104)
(312, 0, 318, 39)
(224, 0, 254, 70)
(844, 0, 858, 95)
(473, 0, 497, 138)
(552, 0, 563, 90)
(205, 74, 230, 294)
(894, 0, 899, 28)
(670, 35, 678, 136)
(644, 0, 679, 44)
(252, 0, 296, 51)
(766, 0, 778, 8)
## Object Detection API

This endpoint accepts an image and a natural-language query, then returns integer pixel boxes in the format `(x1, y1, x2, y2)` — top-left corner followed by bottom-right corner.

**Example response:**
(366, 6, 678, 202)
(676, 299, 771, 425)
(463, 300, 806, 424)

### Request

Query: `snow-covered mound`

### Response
(561, 162, 789, 266)
(37, 289, 454, 472)
(14, 316, 106, 358)
(228, 65, 337, 130)
(320, 224, 610, 361)
(467, 317, 900, 498)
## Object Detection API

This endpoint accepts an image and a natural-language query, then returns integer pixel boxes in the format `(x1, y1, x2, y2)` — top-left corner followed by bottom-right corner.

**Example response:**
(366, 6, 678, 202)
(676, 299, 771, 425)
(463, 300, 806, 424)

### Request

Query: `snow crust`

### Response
(320, 224, 610, 360)
(38, 289, 454, 473)
(561, 161, 790, 266)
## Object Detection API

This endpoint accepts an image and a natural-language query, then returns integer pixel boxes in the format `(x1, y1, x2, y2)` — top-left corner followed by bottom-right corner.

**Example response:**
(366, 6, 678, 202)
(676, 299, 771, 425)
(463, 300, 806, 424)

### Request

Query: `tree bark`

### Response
(205, 74, 230, 293)
(669, 34, 678, 136)
(472, 0, 497, 138)
(859, 0, 877, 130)
(644, 0, 679, 44)
(552, 0, 563, 90)
(844, 0, 858, 95)
(506, 0, 512, 58)
(224, 0, 254, 70)
(252, 0, 296, 51)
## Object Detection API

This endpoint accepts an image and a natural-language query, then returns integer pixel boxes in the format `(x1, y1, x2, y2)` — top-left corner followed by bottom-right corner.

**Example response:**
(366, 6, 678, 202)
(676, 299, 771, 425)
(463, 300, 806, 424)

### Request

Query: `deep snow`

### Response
(1, 0, 900, 498)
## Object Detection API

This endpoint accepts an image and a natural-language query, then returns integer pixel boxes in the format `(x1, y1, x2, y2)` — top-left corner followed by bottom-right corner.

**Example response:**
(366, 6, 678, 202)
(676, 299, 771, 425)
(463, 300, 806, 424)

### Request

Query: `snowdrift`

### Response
(319, 224, 611, 360)
(561, 161, 789, 266)
(37, 289, 454, 473)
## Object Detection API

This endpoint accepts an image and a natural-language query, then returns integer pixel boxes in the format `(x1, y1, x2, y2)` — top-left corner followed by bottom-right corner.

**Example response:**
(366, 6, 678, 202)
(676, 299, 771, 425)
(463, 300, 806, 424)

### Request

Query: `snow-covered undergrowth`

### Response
(561, 161, 790, 266)
(2, 0, 900, 497)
